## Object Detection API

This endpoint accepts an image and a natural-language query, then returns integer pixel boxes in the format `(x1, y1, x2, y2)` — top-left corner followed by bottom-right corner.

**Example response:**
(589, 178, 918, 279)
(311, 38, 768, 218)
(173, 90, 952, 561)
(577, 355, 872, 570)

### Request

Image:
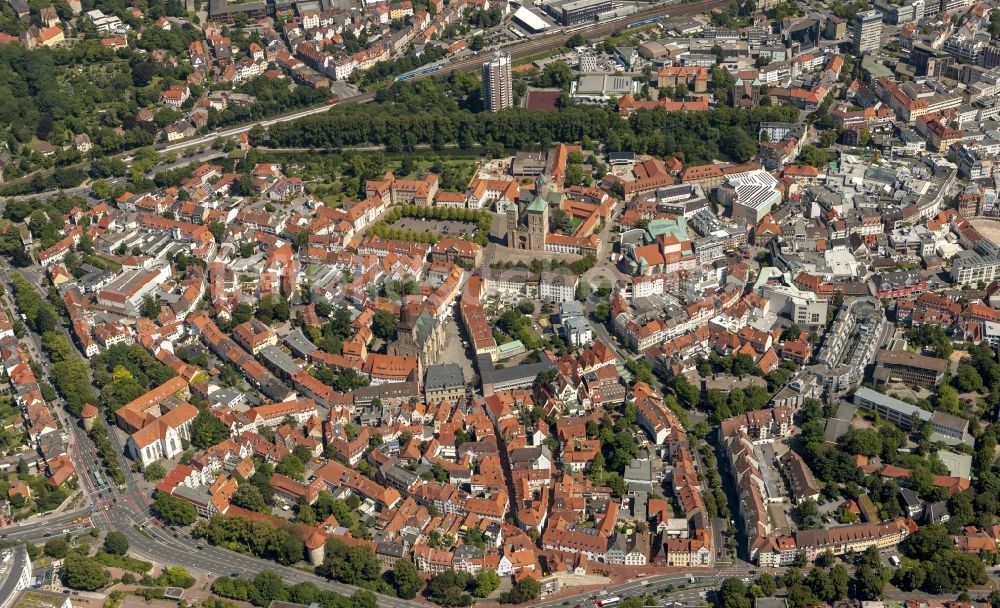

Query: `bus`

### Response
(597, 598, 621, 607)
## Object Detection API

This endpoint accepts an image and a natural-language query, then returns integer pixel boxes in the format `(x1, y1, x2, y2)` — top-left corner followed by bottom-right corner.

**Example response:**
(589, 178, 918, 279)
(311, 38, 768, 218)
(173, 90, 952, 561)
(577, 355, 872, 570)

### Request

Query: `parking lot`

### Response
(393, 218, 479, 238)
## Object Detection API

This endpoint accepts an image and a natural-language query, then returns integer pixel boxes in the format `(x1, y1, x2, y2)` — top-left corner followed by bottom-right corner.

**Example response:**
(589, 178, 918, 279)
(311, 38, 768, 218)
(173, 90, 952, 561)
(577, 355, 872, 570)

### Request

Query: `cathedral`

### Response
(505, 195, 549, 251)
(387, 302, 446, 372)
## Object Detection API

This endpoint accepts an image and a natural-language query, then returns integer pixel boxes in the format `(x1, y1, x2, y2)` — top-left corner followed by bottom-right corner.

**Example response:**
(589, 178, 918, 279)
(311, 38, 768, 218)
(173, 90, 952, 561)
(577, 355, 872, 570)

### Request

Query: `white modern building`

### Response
(853, 10, 882, 55)
(482, 51, 513, 112)
(562, 316, 594, 346)
(719, 169, 781, 227)
(540, 271, 579, 303)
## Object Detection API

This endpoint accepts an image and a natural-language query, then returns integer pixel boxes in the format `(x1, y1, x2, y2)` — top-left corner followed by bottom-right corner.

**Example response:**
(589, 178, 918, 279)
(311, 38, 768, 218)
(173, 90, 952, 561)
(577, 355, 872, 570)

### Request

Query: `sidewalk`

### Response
(4, 493, 91, 528)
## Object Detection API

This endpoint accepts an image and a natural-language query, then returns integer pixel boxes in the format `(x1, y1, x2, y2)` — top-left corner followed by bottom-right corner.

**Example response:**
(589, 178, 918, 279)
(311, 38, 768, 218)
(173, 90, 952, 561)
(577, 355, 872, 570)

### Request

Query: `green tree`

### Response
(473, 570, 500, 598)
(151, 490, 197, 526)
(951, 491, 975, 525)
(954, 364, 984, 392)
(276, 453, 306, 481)
(839, 428, 882, 457)
(102, 531, 129, 556)
(159, 566, 196, 588)
(509, 576, 540, 602)
(781, 324, 801, 341)
(719, 578, 750, 608)
(139, 295, 162, 319)
(731, 353, 759, 376)
(720, 126, 758, 162)
(757, 573, 776, 597)
(892, 564, 926, 591)
(425, 570, 474, 606)
(852, 562, 885, 600)
(936, 385, 960, 414)
(90, 179, 113, 200)
(63, 555, 110, 591)
(191, 409, 231, 448)
(591, 302, 611, 324)
(207, 220, 226, 243)
(44, 537, 69, 558)
(143, 461, 166, 482)
(391, 558, 422, 599)
(232, 484, 270, 512)
(669, 374, 700, 408)
(830, 564, 849, 600)
(372, 310, 398, 341)
(923, 551, 987, 593)
(535, 61, 574, 89)
(315, 540, 381, 587)
(233, 302, 254, 324)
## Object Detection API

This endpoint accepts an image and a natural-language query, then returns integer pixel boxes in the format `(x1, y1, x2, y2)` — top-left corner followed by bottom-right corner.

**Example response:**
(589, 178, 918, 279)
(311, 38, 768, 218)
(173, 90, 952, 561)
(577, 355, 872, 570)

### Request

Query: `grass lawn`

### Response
(514, 48, 565, 67)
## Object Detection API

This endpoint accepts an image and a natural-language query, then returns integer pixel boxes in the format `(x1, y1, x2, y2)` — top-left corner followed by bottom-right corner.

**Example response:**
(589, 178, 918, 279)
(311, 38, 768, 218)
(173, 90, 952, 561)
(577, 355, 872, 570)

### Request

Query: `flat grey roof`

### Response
(259, 345, 302, 377)
(853, 386, 931, 420)
(554, 0, 610, 10)
(563, 316, 591, 332)
(478, 354, 556, 385)
(929, 410, 969, 433)
(208, 386, 243, 406)
(209, 0, 266, 15)
(823, 417, 851, 444)
(834, 402, 857, 421)
(283, 328, 317, 357)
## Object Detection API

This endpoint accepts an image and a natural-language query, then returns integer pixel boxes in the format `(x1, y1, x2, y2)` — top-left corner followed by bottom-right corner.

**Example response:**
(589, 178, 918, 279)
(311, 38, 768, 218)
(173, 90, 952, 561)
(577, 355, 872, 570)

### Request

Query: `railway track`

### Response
(151, 0, 730, 154)
(402, 0, 732, 82)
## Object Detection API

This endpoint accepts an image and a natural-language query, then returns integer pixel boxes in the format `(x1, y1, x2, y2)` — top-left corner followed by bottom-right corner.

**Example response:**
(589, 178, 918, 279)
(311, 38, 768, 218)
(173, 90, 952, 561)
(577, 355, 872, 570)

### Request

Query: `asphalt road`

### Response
(1, 510, 94, 543)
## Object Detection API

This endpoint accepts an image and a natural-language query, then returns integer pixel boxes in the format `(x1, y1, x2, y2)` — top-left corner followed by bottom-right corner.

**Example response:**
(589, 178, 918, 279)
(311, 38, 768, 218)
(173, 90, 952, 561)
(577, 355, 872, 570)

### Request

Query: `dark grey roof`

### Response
(822, 417, 851, 444)
(924, 500, 949, 522)
(283, 328, 317, 358)
(563, 316, 591, 333)
(453, 544, 485, 561)
(375, 542, 406, 558)
(623, 458, 651, 484)
(353, 382, 420, 404)
(899, 487, 921, 509)
(380, 463, 419, 488)
(478, 354, 556, 386)
(929, 410, 969, 434)
(261, 377, 294, 401)
(424, 363, 465, 392)
(259, 345, 302, 377)
(209, 0, 266, 15)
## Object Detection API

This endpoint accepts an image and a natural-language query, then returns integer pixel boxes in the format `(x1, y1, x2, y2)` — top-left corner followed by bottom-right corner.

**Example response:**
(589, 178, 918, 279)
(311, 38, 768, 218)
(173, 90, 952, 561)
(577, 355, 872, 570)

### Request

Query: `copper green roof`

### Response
(527, 196, 548, 213)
